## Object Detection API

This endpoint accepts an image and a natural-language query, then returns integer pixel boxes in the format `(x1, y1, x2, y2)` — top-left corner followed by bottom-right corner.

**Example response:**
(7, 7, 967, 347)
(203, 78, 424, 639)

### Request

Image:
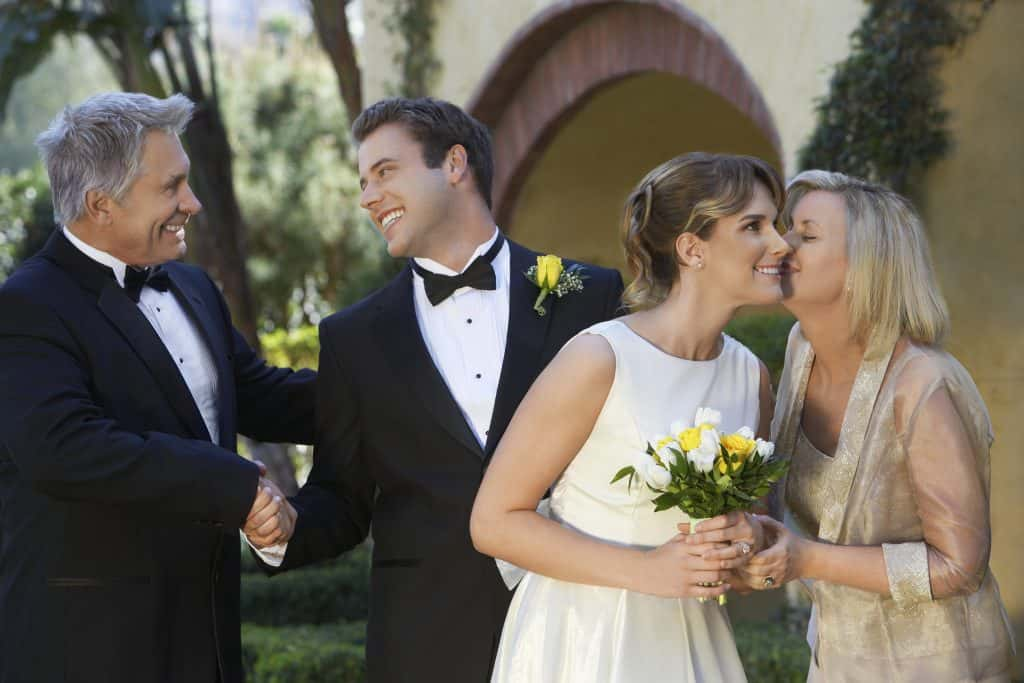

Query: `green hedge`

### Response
(735, 620, 810, 682)
(240, 544, 370, 626)
(241, 621, 366, 683)
(238, 618, 807, 682)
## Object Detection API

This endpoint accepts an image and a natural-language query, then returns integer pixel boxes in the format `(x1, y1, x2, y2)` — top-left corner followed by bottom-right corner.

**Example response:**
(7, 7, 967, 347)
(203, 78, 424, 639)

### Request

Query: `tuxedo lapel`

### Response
(97, 283, 212, 442)
(372, 267, 483, 458)
(485, 242, 553, 456)
(165, 268, 233, 447)
(41, 230, 212, 442)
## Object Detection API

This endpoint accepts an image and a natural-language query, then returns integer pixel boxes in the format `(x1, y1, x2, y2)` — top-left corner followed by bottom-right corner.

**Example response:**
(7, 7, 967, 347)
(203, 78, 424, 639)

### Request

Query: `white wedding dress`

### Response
(491, 319, 761, 682)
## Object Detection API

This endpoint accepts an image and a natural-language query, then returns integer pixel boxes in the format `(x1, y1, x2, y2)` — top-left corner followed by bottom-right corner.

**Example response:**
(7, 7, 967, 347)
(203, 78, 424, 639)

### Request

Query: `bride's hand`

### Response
(635, 535, 731, 600)
(679, 511, 764, 568)
(739, 516, 805, 590)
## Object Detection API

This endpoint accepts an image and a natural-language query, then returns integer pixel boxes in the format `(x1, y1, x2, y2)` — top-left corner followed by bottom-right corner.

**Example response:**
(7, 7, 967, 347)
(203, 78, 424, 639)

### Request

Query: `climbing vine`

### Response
(799, 0, 994, 193)
(384, 0, 441, 97)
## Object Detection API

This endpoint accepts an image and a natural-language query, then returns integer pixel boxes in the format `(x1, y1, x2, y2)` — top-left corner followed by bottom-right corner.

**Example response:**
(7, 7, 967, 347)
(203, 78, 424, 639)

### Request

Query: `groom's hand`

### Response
(243, 478, 296, 548)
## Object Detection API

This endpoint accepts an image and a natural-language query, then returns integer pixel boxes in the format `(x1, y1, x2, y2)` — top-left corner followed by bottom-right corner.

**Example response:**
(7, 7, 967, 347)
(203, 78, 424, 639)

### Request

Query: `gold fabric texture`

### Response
(773, 324, 1015, 682)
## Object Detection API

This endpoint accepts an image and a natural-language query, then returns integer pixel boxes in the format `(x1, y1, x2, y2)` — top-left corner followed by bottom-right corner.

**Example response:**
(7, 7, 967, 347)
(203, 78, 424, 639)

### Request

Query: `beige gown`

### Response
(774, 324, 1015, 682)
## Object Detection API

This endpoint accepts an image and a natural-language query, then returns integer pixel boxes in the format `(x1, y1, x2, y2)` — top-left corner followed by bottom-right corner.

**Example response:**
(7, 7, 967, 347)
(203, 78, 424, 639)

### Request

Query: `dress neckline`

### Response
(614, 320, 728, 364)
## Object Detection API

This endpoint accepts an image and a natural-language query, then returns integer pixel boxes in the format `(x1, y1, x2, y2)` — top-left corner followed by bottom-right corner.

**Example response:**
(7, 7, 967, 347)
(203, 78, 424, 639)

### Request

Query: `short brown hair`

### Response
(352, 97, 494, 209)
(621, 152, 784, 310)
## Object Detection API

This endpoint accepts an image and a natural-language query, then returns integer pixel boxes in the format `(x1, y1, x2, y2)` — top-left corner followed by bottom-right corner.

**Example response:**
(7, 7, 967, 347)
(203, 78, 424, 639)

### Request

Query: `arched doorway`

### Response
(468, 0, 783, 269)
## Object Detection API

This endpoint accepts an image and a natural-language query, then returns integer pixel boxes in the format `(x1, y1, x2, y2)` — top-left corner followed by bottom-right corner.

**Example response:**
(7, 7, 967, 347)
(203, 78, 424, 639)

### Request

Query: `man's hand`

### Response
(243, 477, 296, 548)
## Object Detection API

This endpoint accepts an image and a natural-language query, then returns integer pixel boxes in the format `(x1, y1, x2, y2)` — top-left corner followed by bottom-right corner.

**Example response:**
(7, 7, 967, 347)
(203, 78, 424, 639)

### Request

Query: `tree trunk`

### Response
(310, 0, 362, 127)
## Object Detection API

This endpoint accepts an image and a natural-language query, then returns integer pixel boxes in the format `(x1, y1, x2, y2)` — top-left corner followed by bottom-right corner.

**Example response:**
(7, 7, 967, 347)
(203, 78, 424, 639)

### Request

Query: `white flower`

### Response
(687, 427, 719, 473)
(633, 450, 672, 489)
(669, 419, 688, 436)
(655, 441, 679, 467)
(694, 406, 722, 428)
(755, 438, 775, 459)
(736, 426, 755, 440)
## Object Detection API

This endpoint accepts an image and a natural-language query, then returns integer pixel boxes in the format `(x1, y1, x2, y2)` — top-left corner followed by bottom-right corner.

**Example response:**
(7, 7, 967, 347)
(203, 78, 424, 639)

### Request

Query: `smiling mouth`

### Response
(754, 264, 783, 276)
(380, 208, 405, 232)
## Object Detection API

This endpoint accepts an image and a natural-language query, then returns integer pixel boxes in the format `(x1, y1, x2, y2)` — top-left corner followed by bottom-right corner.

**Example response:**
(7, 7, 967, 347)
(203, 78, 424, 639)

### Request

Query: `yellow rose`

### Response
(678, 427, 702, 452)
(536, 255, 563, 290)
(717, 433, 756, 474)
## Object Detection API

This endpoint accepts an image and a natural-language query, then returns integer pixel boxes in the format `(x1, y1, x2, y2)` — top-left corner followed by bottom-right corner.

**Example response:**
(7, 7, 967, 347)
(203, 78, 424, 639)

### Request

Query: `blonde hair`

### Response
(782, 170, 950, 356)
(621, 152, 783, 310)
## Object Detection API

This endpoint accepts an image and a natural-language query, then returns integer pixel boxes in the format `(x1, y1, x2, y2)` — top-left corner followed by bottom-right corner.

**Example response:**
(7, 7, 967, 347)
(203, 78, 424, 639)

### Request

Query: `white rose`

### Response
(687, 428, 719, 473)
(755, 438, 775, 459)
(669, 419, 688, 436)
(656, 443, 679, 467)
(694, 406, 722, 428)
(737, 426, 755, 440)
(648, 463, 673, 489)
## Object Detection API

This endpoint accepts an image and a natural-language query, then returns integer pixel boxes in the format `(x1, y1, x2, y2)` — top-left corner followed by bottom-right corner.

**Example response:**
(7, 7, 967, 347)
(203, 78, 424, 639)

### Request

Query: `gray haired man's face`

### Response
(104, 130, 202, 267)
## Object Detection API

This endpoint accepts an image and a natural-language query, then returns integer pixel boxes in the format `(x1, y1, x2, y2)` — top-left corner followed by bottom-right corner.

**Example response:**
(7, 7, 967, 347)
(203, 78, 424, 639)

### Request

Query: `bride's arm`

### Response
(470, 333, 730, 600)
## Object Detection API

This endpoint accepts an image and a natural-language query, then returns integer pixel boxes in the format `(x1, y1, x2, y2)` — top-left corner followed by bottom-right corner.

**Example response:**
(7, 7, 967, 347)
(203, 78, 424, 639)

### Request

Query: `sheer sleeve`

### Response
(890, 371, 991, 606)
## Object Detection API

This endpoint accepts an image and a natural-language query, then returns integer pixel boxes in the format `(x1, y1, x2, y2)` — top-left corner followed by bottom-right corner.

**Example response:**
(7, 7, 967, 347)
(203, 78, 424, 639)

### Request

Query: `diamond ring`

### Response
(738, 541, 751, 556)
(762, 576, 776, 588)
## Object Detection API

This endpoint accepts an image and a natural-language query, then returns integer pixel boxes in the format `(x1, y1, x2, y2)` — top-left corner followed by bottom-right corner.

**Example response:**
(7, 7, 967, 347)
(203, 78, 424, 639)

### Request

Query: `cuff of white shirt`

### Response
(243, 533, 288, 568)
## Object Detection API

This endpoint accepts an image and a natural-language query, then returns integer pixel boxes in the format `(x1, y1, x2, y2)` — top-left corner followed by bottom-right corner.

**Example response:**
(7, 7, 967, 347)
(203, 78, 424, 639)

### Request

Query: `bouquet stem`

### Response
(691, 517, 727, 606)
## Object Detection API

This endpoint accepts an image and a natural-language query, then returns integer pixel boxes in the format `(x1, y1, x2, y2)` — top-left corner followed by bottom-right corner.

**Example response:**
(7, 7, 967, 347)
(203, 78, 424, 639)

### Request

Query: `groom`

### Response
(249, 97, 623, 681)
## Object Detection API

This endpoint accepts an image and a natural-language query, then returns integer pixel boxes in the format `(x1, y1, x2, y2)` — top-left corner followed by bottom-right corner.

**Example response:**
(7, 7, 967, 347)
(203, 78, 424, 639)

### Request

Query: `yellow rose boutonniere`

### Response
(524, 254, 587, 316)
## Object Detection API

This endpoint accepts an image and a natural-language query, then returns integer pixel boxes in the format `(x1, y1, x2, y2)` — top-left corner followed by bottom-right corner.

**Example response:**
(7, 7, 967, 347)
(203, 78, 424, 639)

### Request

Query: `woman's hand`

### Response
(633, 534, 732, 600)
(679, 510, 764, 569)
(739, 516, 806, 590)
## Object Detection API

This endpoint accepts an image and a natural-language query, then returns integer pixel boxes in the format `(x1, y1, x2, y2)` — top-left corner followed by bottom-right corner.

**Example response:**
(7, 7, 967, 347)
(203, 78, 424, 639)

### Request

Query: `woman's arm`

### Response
(739, 378, 991, 602)
(470, 333, 730, 599)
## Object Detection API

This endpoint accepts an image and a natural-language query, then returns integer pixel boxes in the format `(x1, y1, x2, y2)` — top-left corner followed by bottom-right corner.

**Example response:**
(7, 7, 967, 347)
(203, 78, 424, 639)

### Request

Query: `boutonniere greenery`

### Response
(524, 254, 587, 316)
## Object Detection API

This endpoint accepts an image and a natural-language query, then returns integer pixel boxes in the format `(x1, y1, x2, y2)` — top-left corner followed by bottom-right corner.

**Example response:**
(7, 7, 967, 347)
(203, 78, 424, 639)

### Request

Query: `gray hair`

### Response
(35, 92, 195, 224)
(782, 169, 950, 357)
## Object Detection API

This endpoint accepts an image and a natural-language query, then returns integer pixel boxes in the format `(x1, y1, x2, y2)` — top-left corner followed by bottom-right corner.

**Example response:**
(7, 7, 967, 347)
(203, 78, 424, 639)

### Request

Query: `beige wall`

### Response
(359, 0, 865, 174)
(920, 1, 1024, 674)
(507, 72, 779, 266)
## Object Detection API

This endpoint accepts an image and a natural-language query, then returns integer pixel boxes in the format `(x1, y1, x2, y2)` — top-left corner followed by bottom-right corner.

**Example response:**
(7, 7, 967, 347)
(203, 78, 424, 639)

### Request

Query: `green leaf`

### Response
(610, 466, 635, 485)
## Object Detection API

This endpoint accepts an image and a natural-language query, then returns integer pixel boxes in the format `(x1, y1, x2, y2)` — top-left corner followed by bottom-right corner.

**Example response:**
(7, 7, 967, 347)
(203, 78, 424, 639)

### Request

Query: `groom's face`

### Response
(357, 123, 452, 259)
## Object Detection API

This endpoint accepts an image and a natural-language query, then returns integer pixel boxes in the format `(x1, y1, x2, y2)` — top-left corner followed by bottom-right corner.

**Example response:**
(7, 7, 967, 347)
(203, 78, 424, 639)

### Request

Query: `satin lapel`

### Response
(816, 343, 895, 543)
(97, 282, 211, 441)
(165, 268, 233, 447)
(484, 243, 553, 456)
(372, 268, 483, 458)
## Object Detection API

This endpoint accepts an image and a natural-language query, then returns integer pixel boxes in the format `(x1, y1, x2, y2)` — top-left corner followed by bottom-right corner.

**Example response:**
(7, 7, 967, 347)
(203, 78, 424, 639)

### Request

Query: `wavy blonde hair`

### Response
(620, 152, 783, 310)
(782, 170, 950, 356)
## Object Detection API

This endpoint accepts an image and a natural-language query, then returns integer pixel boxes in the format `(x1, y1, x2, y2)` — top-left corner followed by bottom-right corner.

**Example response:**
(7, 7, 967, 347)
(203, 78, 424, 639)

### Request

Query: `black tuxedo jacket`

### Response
(271, 240, 623, 682)
(0, 230, 315, 683)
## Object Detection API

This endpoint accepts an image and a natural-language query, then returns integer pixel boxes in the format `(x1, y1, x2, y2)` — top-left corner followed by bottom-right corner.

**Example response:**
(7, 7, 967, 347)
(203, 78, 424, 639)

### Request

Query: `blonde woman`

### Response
(701, 171, 1015, 681)
(471, 153, 791, 681)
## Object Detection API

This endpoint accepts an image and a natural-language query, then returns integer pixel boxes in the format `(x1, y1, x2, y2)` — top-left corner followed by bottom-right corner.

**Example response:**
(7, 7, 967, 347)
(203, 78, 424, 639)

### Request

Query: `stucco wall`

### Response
(919, 1, 1024, 673)
(359, 0, 865, 174)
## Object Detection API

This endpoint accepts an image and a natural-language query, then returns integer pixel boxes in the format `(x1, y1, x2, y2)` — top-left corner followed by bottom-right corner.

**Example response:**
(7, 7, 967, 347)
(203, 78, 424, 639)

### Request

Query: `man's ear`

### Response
(83, 189, 114, 225)
(446, 144, 470, 185)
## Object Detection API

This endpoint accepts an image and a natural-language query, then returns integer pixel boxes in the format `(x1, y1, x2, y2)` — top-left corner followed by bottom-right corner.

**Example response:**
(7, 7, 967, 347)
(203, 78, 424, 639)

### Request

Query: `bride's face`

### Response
(697, 182, 791, 306)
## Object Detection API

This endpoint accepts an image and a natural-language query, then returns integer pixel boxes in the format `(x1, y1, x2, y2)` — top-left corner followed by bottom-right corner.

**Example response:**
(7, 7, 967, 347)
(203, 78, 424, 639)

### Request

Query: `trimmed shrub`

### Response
(240, 544, 371, 626)
(241, 621, 366, 683)
(734, 620, 810, 682)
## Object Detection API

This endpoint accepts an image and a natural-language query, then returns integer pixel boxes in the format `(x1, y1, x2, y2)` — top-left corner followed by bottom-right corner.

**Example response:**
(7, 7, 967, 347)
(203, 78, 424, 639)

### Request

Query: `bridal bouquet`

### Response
(611, 407, 788, 603)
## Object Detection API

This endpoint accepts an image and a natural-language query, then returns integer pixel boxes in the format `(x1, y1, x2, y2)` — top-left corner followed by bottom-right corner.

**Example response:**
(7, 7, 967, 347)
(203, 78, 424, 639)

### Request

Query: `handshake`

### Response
(242, 461, 297, 549)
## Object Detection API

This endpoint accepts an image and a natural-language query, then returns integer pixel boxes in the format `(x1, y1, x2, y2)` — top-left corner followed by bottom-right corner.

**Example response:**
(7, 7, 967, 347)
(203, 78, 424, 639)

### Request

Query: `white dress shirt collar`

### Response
(62, 226, 130, 287)
(412, 227, 501, 277)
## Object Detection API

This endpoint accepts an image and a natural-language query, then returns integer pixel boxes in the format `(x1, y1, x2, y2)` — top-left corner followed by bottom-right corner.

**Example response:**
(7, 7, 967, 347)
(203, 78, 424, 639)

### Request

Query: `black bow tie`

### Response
(124, 265, 171, 303)
(411, 235, 505, 306)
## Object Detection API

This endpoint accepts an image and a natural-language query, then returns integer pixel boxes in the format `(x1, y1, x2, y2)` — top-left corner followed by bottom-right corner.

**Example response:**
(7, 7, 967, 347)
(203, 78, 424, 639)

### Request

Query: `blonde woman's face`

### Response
(781, 190, 848, 310)
(700, 182, 792, 306)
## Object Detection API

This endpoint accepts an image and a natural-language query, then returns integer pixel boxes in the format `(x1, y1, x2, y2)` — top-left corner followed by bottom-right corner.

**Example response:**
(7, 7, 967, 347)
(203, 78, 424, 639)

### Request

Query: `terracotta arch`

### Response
(467, 0, 783, 228)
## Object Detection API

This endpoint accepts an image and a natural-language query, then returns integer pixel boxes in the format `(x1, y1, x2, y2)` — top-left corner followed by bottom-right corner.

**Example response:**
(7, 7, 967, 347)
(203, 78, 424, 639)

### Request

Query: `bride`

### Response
(471, 152, 791, 681)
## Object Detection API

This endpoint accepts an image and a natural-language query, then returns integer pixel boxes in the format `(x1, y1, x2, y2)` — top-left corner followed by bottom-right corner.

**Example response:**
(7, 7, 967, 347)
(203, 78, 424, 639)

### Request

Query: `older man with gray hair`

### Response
(0, 92, 313, 683)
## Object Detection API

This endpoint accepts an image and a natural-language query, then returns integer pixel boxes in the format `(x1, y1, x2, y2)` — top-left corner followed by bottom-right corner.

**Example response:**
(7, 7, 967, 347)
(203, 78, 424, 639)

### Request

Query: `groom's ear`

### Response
(445, 144, 470, 186)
